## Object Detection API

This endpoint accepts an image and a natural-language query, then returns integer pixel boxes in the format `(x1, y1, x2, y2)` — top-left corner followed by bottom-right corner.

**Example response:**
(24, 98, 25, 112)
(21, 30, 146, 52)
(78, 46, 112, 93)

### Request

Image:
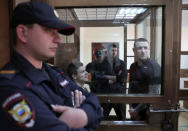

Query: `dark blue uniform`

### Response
(0, 52, 103, 131)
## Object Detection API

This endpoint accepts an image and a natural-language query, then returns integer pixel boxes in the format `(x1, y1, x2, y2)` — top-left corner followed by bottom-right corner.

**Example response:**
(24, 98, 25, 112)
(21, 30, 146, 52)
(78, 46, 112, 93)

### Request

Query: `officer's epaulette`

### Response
(0, 70, 16, 80)
(46, 63, 64, 74)
(0, 70, 15, 74)
(46, 63, 54, 67)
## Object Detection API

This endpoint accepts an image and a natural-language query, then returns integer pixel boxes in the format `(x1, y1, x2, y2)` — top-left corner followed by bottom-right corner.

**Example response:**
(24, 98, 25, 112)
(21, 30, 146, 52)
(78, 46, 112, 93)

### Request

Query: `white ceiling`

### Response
(56, 7, 147, 23)
(73, 7, 146, 20)
(15, 0, 147, 23)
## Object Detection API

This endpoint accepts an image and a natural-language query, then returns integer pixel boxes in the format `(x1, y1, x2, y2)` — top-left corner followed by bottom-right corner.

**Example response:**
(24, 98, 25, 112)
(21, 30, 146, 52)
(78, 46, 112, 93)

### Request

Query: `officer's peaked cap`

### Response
(12, 1, 75, 35)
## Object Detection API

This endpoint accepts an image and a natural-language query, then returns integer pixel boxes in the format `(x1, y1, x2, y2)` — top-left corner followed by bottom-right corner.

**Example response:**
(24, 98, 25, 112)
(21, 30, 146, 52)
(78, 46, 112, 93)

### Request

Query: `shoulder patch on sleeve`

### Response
(60, 79, 69, 88)
(2, 92, 35, 128)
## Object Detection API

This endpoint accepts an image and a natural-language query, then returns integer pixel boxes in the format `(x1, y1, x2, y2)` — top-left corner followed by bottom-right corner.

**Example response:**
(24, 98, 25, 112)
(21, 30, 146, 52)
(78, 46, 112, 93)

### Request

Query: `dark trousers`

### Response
(101, 103, 126, 120)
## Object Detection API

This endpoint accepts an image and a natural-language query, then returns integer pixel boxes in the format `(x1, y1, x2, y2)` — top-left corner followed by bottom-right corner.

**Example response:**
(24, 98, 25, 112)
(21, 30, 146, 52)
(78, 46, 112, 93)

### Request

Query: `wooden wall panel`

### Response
(0, 0, 10, 68)
(180, 69, 188, 77)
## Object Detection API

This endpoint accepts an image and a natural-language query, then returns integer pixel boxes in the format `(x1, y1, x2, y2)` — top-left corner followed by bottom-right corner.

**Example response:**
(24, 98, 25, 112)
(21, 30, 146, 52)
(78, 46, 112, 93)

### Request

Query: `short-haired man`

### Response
(86, 49, 108, 93)
(0, 1, 103, 130)
(109, 44, 127, 90)
(87, 46, 127, 120)
(128, 38, 161, 120)
(67, 61, 90, 92)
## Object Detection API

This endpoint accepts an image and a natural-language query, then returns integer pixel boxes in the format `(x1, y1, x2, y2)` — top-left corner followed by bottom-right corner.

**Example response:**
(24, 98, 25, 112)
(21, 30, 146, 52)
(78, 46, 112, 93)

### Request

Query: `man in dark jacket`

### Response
(128, 38, 161, 120)
(0, 1, 103, 130)
(87, 47, 127, 120)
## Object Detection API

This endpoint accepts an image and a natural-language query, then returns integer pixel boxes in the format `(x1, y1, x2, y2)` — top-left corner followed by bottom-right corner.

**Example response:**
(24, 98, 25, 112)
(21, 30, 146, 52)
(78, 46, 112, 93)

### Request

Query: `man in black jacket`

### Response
(87, 46, 127, 120)
(129, 38, 161, 120)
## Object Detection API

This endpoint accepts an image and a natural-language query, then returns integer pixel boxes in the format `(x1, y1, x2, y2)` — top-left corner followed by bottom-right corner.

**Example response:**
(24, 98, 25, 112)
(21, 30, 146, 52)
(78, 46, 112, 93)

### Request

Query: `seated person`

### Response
(67, 61, 90, 92)
(128, 38, 161, 120)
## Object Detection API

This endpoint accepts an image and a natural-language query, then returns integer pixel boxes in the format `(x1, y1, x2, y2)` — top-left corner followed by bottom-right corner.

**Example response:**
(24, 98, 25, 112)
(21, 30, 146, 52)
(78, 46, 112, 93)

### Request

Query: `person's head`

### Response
(110, 44, 118, 58)
(95, 50, 105, 62)
(12, 1, 75, 61)
(67, 61, 88, 86)
(103, 48, 108, 58)
(133, 38, 150, 61)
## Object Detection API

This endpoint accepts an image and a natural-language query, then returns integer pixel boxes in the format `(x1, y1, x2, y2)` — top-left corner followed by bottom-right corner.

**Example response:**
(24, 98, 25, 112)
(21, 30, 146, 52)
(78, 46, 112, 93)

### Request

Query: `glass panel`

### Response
(155, 7, 162, 66)
(181, 55, 188, 69)
(60, 34, 66, 43)
(181, 10, 188, 51)
(178, 100, 188, 131)
(180, 78, 188, 89)
(127, 41, 134, 56)
(55, 5, 163, 121)
(127, 57, 134, 70)
(180, 10, 188, 90)
(182, 0, 188, 4)
(127, 24, 135, 39)
(136, 15, 151, 42)
(67, 34, 74, 43)
(57, 6, 163, 99)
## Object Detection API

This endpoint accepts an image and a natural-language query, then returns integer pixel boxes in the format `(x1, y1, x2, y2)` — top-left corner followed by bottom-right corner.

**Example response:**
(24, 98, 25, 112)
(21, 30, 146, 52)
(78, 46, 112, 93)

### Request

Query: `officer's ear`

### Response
(16, 24, 29, 43)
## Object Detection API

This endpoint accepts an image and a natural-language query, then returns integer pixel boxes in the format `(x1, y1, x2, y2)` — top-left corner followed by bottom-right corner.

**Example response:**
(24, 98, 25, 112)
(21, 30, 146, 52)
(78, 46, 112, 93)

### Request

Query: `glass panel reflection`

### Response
(181, 10, 188, 51)
(55, 6, 163, 120)
(181, 55, 188, 69)
(180, 9, 188, 91)
(127, 41, 134, 56)
(182, 0, 188, 4)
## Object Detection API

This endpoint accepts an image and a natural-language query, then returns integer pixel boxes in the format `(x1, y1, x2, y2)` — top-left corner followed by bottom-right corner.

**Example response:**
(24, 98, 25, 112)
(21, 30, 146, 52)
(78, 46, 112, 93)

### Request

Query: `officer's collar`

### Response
(11, 52, 49, 84)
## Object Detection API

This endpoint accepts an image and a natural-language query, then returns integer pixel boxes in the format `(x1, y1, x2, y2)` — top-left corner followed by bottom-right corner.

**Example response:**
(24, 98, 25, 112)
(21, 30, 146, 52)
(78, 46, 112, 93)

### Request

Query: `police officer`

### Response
(0, 1, 103, 131)
(128, 38, 161, 120)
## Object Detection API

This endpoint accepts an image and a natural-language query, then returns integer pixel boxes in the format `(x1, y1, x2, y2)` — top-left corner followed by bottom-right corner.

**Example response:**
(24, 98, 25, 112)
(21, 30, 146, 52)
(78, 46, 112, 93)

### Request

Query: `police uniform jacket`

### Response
(0, 52, 103, 131)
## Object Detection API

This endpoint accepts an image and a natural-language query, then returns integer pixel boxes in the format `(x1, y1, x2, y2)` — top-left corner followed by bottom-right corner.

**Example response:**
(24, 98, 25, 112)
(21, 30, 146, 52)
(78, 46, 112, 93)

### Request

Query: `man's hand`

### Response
(72, 90, 86, 108)
(51, 105, 88, 128)
(109, 79, 115, 84)
(105, 75, 117, 84)
(129, 108, 140, 120)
